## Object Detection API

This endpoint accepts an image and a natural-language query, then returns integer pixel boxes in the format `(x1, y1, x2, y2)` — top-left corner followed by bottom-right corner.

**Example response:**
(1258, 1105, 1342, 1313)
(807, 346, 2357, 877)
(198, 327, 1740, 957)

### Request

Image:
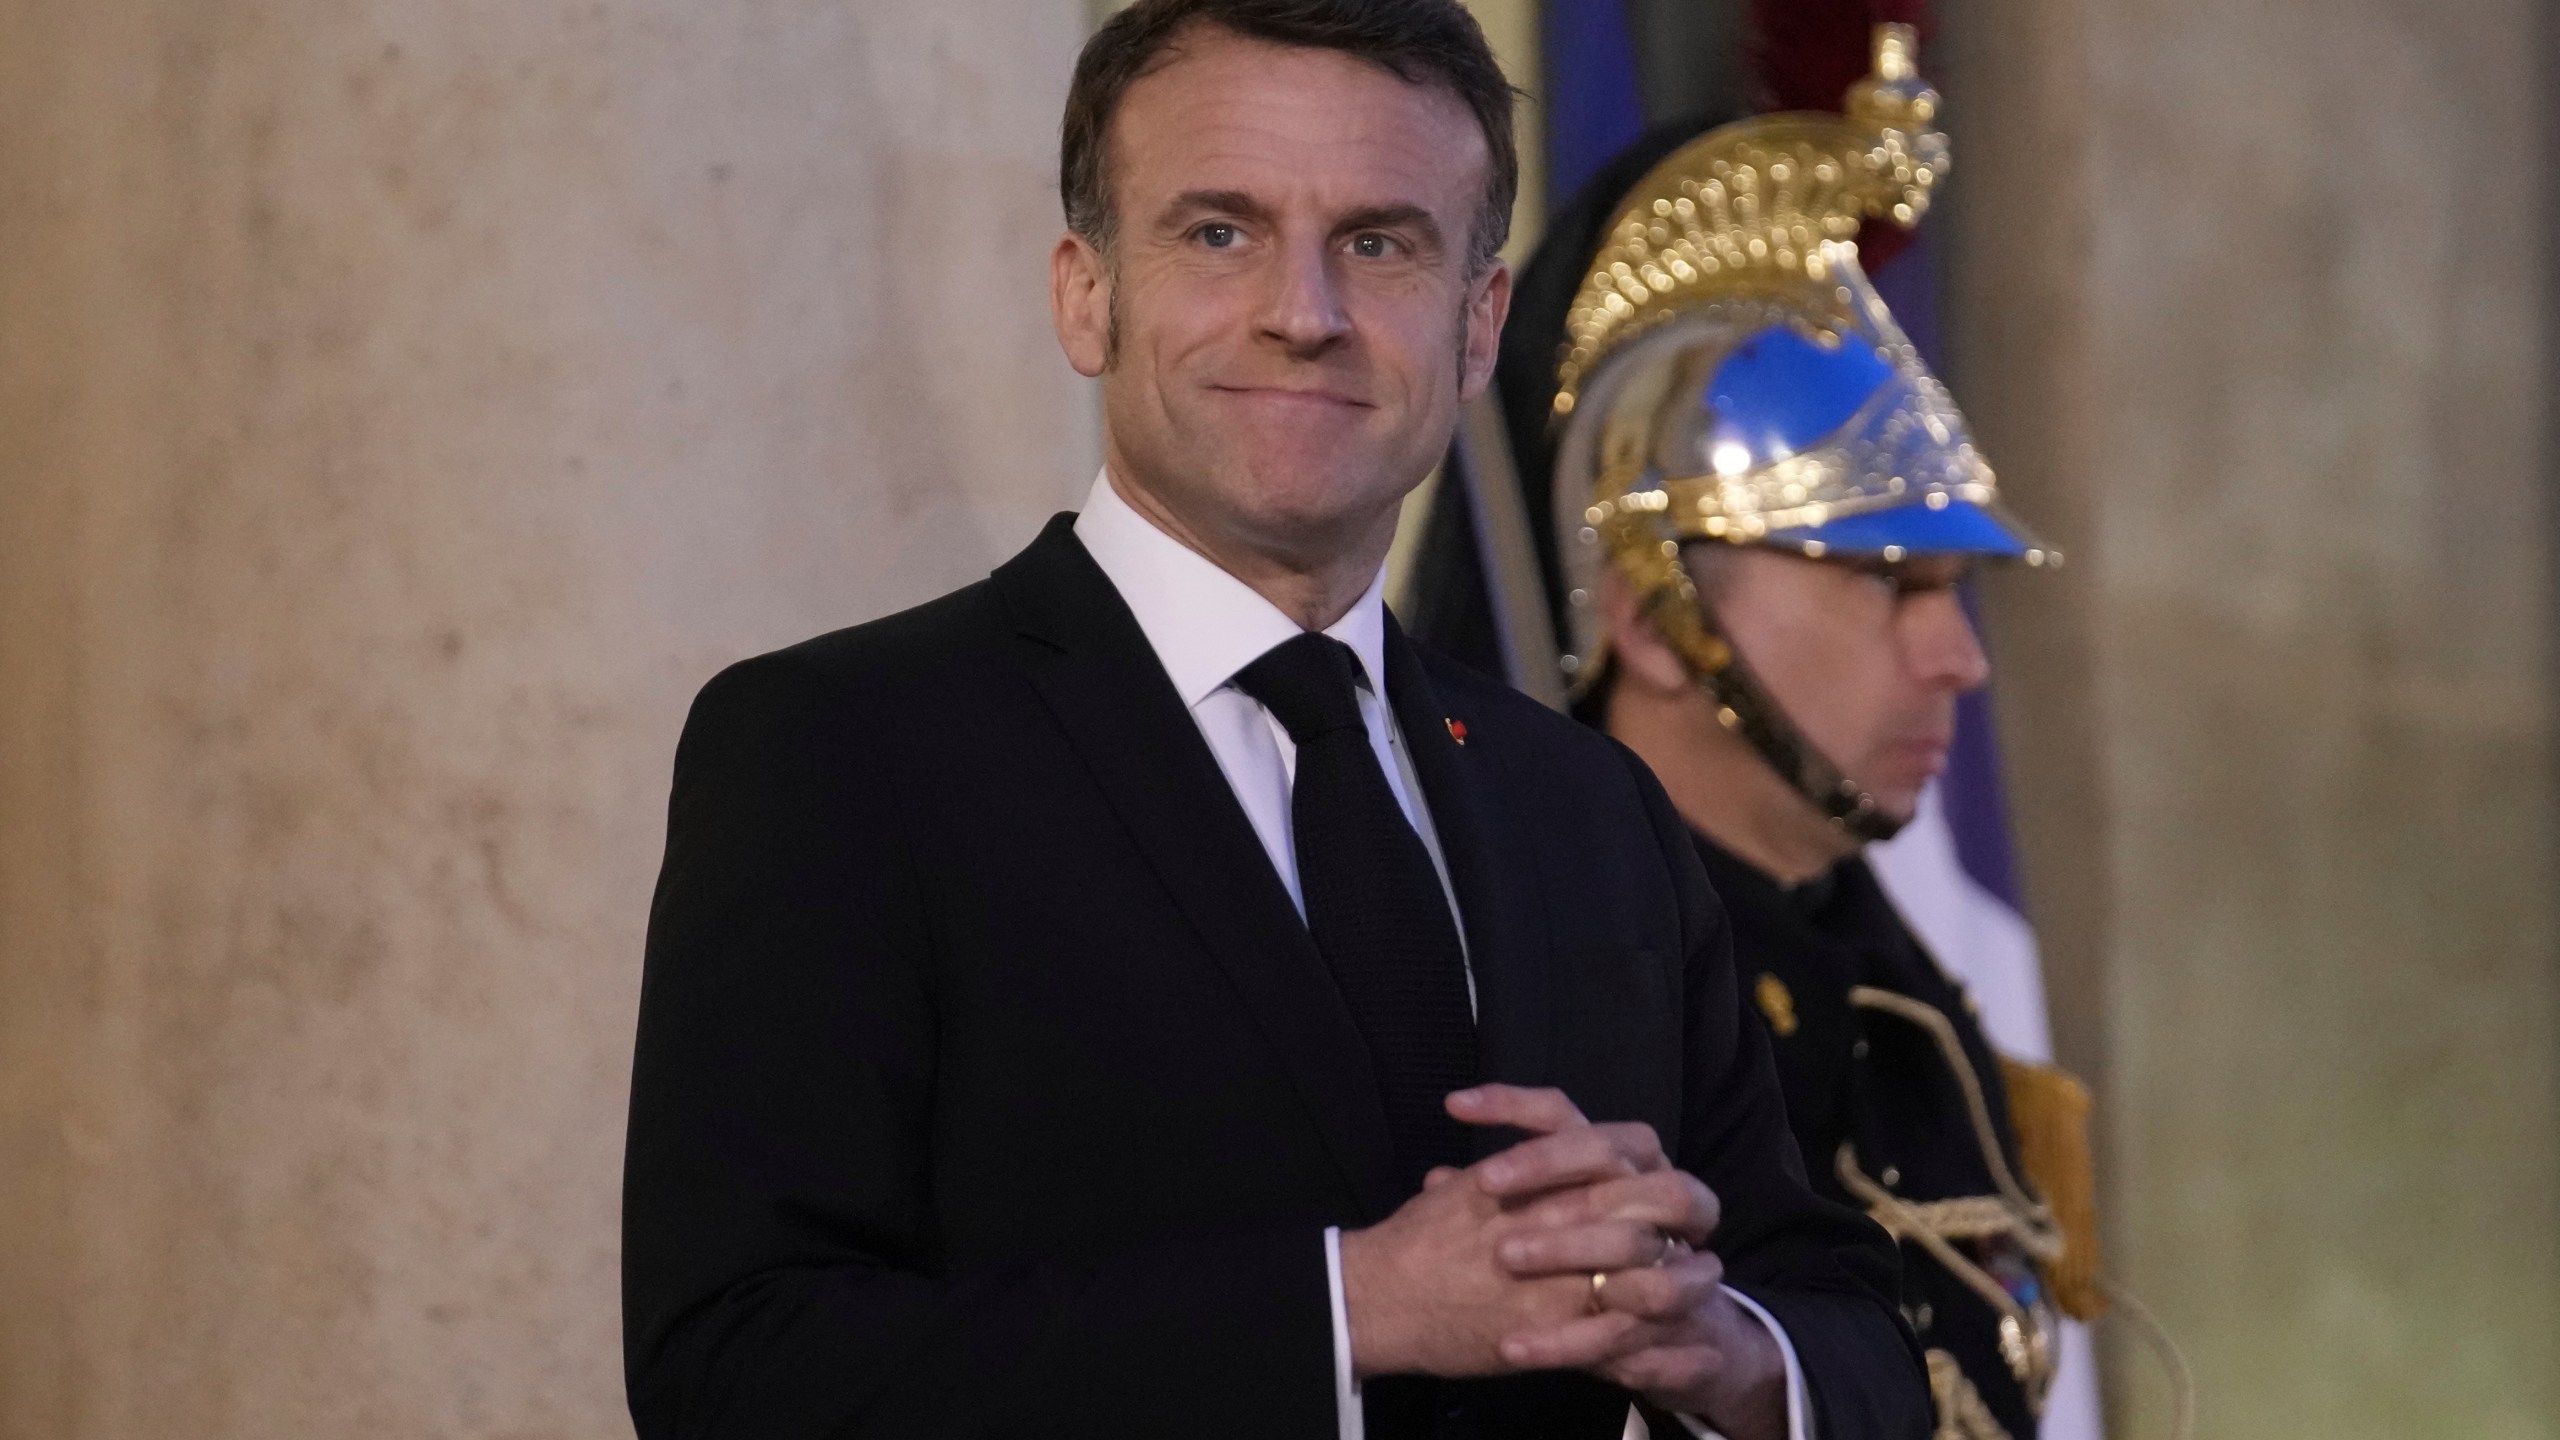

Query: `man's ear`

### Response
(1458, 259, 1512, 402)
(1052, 232, 1112, 378)
(1598, 567, 1696, 696)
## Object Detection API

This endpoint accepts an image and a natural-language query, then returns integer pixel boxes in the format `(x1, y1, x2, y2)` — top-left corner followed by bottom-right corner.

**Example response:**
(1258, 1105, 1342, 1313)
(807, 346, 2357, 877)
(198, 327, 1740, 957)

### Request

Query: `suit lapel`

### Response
(1380, 619, 1557, 1095)
(991, 518, 1406, 1221)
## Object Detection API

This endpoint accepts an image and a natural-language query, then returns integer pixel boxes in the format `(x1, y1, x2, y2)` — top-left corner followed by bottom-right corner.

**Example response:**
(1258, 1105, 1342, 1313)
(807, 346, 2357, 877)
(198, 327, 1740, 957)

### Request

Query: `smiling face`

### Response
(1701, 546, 1992, 825)
(1051, 25, 1508, 587)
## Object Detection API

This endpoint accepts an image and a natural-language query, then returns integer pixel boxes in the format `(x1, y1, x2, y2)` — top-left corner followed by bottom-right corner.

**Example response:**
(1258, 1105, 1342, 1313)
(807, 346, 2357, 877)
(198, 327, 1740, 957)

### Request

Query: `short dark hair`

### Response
(1061, 0, 1520, 274)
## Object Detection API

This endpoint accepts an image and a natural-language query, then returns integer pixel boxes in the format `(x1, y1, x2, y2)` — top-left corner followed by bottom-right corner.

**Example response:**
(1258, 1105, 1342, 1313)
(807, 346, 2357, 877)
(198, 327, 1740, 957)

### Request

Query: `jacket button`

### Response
(1852, 1039, 1871, 1060)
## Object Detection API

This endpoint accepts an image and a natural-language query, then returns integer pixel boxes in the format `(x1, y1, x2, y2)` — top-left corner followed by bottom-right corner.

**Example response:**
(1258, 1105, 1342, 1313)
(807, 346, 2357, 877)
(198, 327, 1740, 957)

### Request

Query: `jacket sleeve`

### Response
(1610, 743, 1934, 1438)
(621, 652, 1336, 1440)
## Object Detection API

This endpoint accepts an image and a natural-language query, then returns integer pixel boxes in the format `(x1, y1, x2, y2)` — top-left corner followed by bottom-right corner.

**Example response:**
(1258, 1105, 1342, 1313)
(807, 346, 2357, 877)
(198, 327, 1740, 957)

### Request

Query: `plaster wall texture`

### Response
(0, 2, 1097, 1436)
(1941, 0, 2560, 1434)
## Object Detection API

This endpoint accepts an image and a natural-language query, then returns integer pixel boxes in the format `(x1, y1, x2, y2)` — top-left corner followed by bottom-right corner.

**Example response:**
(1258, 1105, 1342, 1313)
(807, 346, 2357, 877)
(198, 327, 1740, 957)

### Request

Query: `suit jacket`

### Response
(1695, 840, 2044, 1439)
(622, 516, 1929, 1440)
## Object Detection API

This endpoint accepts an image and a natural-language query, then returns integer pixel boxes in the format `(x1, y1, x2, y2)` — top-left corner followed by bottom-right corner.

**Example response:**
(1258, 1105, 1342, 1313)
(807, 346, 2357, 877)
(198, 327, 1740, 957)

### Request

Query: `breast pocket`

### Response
(1549, 945, 1683, 1126)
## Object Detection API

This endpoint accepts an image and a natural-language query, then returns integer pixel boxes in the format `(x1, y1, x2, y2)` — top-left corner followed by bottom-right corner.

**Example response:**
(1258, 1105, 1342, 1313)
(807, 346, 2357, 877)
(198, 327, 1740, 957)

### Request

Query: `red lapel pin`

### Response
(1445, 718, 1468, 746)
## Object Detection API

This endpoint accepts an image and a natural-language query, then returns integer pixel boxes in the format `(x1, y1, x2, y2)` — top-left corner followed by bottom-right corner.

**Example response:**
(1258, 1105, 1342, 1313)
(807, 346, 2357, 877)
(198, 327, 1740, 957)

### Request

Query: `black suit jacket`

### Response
(622, 516, 1928, 1440)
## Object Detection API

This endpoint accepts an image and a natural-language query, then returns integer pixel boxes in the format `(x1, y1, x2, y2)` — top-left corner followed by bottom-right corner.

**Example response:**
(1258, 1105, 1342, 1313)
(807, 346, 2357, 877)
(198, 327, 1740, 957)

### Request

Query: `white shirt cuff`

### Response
(1673, 1286, 1813, 1440)
(1325, 1226, 1364, 1440)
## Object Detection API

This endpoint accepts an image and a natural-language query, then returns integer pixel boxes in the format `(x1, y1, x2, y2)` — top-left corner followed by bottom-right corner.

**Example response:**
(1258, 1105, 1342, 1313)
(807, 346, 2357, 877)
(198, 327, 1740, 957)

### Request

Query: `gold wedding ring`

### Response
(1590, 1234, 1686, 1313)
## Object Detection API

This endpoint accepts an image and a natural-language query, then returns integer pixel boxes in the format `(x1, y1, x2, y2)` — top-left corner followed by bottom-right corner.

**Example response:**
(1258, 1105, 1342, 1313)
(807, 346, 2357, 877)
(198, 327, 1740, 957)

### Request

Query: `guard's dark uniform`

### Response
(1399, 28, 2110, 1437)
(1694, 836, 2058, 1440)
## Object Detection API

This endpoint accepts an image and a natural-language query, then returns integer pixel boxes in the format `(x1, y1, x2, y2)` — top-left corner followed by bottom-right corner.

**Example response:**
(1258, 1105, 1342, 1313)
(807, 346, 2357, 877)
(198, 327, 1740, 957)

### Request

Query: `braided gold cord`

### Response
(1926, 1350, 2015, 1440)
(1848, 987, 2058, 1229)
(1873, 1194, 2048, 1246)
(1835, 986, 2071, 1408)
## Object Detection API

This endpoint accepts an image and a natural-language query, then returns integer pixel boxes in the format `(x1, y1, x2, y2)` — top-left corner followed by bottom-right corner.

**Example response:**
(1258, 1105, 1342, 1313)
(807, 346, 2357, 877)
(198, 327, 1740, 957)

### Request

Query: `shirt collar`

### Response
(1073, 468, 1390, 710)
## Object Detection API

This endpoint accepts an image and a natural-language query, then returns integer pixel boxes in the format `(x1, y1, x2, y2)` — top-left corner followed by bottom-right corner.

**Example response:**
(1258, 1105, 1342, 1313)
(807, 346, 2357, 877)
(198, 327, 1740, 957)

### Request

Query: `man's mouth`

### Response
(1881, 734, 1955, 779)
(1209, 384, 1373, 412)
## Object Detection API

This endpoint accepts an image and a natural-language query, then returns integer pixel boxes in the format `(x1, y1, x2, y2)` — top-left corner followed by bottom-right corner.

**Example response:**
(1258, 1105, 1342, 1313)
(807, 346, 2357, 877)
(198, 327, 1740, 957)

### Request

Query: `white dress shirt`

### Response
(1073, 471, 1811, 1440)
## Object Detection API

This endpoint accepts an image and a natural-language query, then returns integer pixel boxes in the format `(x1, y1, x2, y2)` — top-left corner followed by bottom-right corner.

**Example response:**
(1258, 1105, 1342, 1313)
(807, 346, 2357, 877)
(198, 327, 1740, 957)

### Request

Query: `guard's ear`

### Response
(1052, 232, 1112, 378)
(1597, 567, 1694, 695)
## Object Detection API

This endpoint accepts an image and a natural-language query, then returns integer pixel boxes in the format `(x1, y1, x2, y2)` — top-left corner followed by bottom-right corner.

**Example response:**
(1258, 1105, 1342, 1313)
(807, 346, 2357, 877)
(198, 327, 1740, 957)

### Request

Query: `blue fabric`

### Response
(1707, 325, 1897, 460)
(1542, 0, 1648, 211)
(1762, 498, 2034, 558)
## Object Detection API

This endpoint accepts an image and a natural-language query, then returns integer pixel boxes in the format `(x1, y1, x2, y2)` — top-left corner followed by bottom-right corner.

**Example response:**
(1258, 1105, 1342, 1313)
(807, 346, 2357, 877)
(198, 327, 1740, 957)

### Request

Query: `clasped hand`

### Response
(1339, 1085, 1784, 1439)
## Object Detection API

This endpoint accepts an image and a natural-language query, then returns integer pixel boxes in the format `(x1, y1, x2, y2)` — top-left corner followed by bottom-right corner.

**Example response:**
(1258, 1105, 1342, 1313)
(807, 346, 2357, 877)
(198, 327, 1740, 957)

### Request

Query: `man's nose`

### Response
(1901, 588, 1992, 693)
(1256, 236, 1352, 355)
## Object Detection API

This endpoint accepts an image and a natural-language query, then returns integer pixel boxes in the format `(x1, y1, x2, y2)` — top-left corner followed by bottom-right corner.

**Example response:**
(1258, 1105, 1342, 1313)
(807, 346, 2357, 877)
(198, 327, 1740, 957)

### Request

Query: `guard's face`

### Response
(1053, 27, 1507, 571)
(1702, 547, 1992, 824)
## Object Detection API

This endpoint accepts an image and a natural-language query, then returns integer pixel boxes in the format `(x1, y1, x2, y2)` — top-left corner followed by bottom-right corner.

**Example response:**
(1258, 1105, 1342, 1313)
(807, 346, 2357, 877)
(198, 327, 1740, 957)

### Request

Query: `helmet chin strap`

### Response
(1633, 579, 1908, 846)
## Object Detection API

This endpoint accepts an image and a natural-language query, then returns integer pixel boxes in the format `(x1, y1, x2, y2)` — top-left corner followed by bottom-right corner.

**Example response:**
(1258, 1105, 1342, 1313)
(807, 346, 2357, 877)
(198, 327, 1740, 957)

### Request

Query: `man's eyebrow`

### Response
(1156, 189, 1274, 228)
(1335, 203, 1443, 248)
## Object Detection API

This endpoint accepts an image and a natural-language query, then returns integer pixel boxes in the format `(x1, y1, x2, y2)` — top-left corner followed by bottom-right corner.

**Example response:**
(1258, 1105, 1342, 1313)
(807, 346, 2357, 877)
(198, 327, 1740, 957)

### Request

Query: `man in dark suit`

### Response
(621, 2, 1928, 1437)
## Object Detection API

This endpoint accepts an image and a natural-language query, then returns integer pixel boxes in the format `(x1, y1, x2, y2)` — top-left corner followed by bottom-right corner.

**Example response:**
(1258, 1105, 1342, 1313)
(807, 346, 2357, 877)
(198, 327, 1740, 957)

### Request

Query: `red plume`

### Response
(1747, 0, 1933, 270)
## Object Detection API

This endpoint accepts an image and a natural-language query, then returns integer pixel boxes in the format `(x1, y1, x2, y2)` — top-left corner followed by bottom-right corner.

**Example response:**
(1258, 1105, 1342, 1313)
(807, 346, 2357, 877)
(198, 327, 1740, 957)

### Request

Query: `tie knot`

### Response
(1233, 632, 1369, 745)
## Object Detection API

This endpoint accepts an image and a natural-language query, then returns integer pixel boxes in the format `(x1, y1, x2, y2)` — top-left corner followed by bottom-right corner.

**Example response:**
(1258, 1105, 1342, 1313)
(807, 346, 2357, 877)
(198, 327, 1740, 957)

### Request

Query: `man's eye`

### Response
(1888, 575, 1959, 602)
(1197, 223, 1240, 249)
(1349, 233, 1397, 259)
(1851, 567, 1911, 600)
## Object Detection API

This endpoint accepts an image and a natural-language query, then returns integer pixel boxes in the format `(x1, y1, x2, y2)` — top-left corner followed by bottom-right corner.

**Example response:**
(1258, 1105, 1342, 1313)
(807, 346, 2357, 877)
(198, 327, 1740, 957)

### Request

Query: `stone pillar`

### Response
(0, 3, 1097, 1436)
(1942, 0, 2560, 1433)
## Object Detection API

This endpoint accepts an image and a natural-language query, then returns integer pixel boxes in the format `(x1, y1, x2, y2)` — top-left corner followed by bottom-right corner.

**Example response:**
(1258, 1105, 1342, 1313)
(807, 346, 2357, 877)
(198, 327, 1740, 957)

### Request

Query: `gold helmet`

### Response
(1549, 25, 2053, 839)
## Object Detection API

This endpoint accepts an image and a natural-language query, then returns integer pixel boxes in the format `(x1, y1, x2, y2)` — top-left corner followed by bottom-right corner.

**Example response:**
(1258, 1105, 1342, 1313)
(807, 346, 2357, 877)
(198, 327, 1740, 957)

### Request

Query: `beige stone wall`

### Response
(1941, 0, 2560, 1434)
(0, 3, 1096, 1436)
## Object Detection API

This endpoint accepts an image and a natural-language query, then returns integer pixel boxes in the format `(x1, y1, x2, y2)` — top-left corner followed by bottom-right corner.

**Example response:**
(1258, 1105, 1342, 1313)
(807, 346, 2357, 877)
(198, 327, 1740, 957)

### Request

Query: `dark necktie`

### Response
(1233, 632, 1479, 1194)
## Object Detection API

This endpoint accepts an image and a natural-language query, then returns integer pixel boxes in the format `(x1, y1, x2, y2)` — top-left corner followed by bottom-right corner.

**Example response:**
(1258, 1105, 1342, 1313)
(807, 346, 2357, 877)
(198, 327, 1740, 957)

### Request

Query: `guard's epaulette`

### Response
(2000, 1056, 2106, 1321)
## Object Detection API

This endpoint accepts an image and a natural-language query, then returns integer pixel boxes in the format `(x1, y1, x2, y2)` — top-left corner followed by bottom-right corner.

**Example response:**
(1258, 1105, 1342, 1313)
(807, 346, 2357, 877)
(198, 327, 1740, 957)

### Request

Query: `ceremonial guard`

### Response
(1410, 29, 2108, 1440)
